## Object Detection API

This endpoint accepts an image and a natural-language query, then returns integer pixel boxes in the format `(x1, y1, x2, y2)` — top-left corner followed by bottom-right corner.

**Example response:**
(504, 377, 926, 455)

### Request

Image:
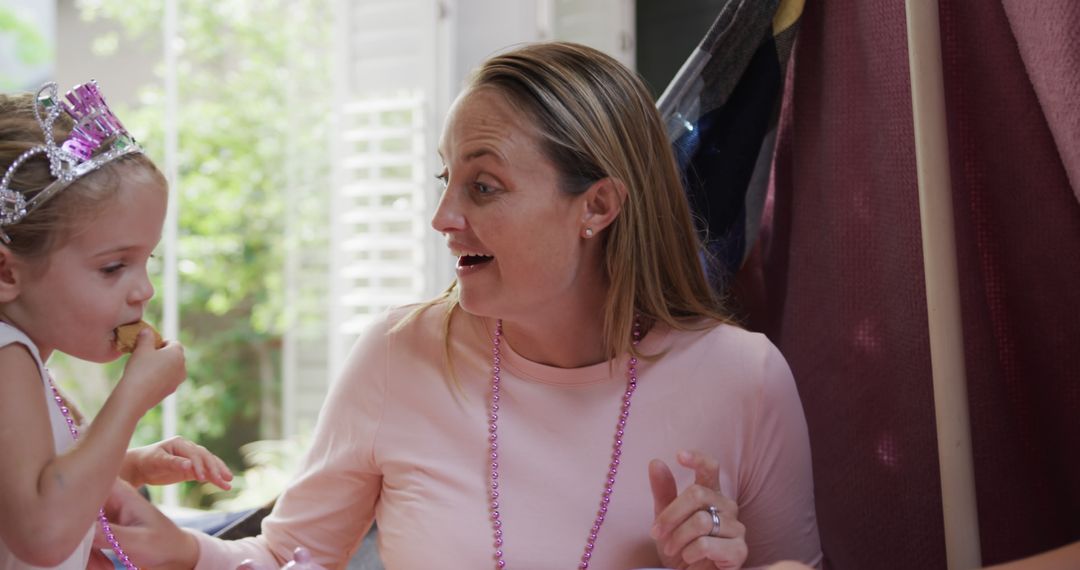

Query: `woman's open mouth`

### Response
(456, 253, 494, 276)
(458, 254, 494, 268)
(449, 244, 495, 276)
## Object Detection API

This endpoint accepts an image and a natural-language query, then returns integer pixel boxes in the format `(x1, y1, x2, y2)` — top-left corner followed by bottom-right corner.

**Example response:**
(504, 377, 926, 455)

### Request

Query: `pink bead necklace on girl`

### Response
(47, 375, 138, 570)
(487, 317, 642, 569)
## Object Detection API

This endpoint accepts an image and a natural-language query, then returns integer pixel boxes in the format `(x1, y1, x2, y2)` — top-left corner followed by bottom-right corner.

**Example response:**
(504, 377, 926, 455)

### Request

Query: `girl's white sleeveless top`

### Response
(0, 322, 94, 569)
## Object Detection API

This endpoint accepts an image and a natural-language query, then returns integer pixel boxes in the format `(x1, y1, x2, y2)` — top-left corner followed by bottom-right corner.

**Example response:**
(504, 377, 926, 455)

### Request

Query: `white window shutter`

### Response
(549, 0, 636, 68)
(327, 0, 443, 382)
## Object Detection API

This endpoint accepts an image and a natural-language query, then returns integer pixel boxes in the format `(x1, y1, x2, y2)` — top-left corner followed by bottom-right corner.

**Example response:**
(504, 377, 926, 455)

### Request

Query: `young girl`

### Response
(0, 82, 232, 568)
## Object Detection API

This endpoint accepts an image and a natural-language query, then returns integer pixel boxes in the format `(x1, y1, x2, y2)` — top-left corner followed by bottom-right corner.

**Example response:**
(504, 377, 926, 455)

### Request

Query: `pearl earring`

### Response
(584, 227, 594, 238)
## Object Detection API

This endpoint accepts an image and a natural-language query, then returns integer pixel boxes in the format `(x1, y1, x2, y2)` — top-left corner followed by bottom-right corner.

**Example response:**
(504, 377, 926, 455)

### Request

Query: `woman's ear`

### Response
(580, 177, 627, 236)
(0, 245, 23, 303)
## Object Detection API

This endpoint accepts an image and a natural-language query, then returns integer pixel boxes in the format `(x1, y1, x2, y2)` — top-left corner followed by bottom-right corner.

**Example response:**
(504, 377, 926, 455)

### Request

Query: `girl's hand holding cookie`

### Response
(115, 325, 186, 417)
(113, 320, 165, 353)
(123, 435, 233, 490)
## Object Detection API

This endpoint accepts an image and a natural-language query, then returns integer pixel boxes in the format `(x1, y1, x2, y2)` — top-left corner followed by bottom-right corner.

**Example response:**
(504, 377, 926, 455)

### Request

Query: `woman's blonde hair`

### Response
(411, 41, 731, 362)
(0, 92, 165, 261)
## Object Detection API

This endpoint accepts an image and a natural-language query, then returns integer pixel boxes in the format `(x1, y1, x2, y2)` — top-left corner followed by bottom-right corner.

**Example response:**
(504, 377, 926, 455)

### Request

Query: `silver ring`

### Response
(707, 505, 722, 537)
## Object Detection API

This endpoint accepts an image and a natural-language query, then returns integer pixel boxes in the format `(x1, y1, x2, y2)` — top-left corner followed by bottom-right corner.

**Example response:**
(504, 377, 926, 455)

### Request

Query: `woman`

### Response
(102, 42, 822, 570)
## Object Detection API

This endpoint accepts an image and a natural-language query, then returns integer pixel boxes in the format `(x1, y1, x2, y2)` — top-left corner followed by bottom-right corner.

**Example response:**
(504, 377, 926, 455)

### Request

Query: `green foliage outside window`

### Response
(0, 6, 54, 90)
(66, 0, 335, 509)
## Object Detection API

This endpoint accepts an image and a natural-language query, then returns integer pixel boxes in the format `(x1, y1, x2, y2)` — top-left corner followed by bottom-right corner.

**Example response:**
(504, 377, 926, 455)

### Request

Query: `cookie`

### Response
(113, 320, 165, 353)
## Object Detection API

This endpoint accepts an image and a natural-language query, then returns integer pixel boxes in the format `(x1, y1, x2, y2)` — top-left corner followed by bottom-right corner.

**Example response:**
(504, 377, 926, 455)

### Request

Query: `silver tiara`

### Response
(0, 81, 142, 244)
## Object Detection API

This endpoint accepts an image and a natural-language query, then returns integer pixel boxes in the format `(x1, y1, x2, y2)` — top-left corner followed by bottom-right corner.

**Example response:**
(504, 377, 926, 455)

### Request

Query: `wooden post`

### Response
(905, 1, 982, 568)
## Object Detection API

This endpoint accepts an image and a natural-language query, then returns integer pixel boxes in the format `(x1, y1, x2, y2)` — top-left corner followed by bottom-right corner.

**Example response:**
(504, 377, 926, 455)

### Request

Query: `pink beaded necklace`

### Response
(487, 317, 642, 570)
(46, 373, 138, 570)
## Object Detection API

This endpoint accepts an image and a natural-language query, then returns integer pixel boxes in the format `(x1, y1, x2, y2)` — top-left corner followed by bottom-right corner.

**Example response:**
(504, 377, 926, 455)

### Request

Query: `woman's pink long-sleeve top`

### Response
(193, 306, 821, 569)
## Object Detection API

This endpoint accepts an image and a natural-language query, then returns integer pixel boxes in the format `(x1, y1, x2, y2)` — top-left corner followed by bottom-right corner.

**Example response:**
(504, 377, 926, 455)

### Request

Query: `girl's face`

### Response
(3, 171, 166, 362)
(431, 88, 598, 321)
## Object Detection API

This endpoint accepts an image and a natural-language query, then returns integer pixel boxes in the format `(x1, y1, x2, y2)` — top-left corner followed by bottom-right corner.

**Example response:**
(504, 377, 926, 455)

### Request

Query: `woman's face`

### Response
(432, 88, 597, 320)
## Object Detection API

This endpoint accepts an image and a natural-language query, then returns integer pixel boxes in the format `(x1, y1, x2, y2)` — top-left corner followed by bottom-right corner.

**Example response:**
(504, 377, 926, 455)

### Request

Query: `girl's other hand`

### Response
(123, 435, 233, 490)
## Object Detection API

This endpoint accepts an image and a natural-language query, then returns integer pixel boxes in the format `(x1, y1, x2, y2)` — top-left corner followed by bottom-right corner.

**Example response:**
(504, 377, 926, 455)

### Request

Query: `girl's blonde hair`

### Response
(409, 41, 732, 363)
(0, 93, 165, 261)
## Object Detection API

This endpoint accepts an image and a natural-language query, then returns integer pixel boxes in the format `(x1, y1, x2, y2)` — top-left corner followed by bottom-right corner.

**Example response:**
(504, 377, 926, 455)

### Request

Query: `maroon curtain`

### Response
(736, 1, 1080, 568)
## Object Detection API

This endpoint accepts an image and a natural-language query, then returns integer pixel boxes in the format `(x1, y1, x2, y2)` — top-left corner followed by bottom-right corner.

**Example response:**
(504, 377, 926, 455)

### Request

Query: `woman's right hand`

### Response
(116, 329, 186, 417)
(95, 479, 200, 569)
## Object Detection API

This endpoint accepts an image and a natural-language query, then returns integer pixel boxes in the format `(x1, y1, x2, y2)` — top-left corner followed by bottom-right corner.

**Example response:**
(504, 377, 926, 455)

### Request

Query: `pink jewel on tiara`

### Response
(60, 82, 128, 160)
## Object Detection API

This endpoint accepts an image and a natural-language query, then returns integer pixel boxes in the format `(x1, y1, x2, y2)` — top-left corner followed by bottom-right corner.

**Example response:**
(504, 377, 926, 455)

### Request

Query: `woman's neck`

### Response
(496, 306, 609, 369)
(484, 247, 617, 368)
